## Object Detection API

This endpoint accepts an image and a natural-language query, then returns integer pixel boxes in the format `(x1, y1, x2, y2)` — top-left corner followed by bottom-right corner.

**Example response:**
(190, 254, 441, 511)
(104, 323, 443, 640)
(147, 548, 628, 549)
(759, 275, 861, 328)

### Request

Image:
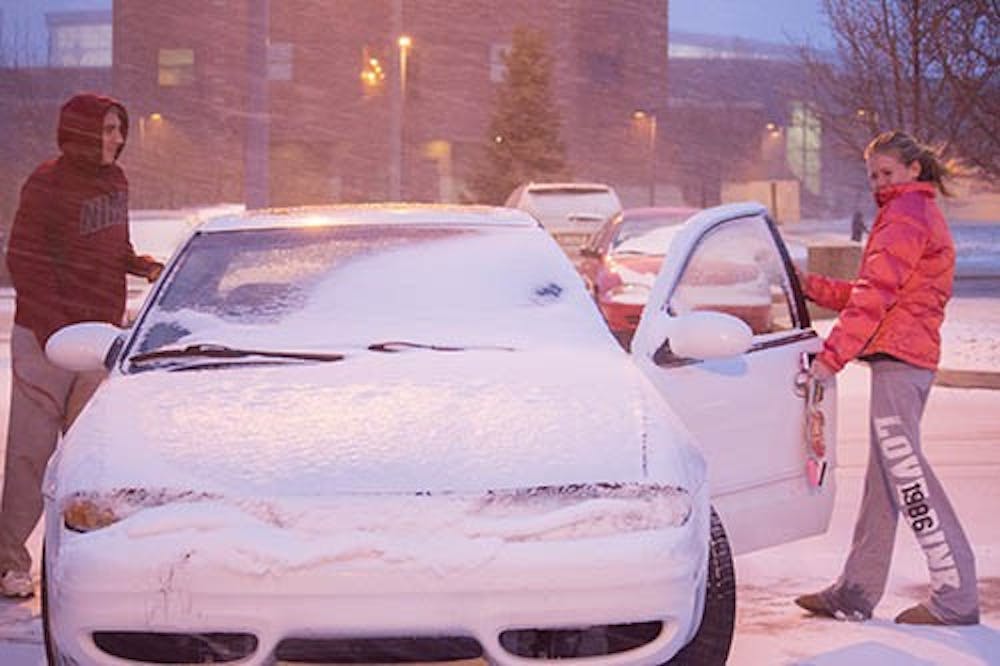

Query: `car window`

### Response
(588, 213, 620, 253)
(668, 215, 795, 335)
(523, 190, 620, 221)
(611, 215, 686, 252)
(128, 224, 611, 361)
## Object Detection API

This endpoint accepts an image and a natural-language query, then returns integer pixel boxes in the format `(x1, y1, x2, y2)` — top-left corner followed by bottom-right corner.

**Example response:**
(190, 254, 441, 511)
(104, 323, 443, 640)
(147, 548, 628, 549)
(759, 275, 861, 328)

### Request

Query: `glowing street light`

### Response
(360, 53, 385, 90)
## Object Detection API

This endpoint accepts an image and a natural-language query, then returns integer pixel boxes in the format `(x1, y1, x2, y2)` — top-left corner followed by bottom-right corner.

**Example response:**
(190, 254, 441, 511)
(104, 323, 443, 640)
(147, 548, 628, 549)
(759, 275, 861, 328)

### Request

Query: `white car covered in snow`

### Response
(41, 203, 836, 665)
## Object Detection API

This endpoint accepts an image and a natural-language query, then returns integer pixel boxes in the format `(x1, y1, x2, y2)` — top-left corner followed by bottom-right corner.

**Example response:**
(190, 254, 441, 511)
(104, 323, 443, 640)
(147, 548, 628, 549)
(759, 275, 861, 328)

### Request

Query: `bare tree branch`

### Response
(799, 0, 1000, 183)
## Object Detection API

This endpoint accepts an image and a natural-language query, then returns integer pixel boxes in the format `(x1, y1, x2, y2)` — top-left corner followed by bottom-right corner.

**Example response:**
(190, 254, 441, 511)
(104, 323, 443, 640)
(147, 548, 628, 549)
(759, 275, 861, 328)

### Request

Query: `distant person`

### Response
(794, 131, 979, 625)
(0, 92, 163, 598)
(850, 210, 867, 242)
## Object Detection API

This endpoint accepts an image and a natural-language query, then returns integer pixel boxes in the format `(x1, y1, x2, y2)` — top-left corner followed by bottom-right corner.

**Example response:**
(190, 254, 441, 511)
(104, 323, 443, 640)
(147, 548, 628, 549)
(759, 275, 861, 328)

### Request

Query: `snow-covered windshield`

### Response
(613, 225, 684, 257)
(611, 213, 691, 254)
(127, 223, 611, 362)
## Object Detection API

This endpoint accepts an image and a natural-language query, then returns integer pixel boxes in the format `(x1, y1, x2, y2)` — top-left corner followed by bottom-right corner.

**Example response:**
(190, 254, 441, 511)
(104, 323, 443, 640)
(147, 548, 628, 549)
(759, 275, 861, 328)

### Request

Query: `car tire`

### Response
(665, 507, 736, 665)
(42, 545, 63, 666)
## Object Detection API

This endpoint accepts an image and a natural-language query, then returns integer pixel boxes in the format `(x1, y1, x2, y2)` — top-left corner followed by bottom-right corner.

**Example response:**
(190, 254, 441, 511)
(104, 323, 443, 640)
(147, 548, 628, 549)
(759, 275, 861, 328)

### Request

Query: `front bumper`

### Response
(46, 494, 709, 666)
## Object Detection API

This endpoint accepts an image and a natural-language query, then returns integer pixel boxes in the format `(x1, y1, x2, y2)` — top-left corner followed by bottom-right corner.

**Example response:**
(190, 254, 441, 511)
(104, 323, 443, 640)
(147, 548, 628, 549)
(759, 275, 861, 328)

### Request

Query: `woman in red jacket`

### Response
(794, 131, 979, 625)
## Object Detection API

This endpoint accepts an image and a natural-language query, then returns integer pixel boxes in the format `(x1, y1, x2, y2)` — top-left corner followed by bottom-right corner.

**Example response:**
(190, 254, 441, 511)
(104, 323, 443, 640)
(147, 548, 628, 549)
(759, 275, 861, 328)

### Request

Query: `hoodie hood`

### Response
(58, 92, 129, 166)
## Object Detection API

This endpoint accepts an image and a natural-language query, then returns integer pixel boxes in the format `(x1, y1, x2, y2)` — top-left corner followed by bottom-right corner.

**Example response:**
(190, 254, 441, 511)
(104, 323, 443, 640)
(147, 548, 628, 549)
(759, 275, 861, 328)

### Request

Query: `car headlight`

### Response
(601, 283, 651, 306)
(62, 489, 220, 533)
(473, 482, 691, 542)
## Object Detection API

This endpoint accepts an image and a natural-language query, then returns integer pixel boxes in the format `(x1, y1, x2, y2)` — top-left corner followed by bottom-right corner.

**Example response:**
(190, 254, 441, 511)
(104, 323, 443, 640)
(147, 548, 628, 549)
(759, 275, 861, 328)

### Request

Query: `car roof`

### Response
(620, 206, 699, 221)
(129, 208, 199, 222)
(197, 203, 539, 233)
(523, 182, 614, 194)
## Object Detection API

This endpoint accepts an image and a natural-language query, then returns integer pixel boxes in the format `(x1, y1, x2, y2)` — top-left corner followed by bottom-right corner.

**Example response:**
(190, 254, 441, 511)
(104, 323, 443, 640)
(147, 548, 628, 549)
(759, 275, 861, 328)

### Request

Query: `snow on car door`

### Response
(632, 202, 836, 555)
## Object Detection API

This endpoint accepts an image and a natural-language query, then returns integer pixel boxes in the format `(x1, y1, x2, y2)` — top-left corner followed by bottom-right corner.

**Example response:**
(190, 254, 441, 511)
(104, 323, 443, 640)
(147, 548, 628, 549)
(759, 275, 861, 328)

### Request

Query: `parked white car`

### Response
(42, 203, 835, 665)
(505, 182, 623, 250)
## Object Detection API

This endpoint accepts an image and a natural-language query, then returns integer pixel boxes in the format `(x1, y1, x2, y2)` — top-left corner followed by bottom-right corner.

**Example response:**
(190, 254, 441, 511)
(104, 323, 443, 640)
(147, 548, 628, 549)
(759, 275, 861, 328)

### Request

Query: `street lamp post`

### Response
(388, 1, 411, 200)
(388, 33, 412, 200)
(634, 111, 657, 206)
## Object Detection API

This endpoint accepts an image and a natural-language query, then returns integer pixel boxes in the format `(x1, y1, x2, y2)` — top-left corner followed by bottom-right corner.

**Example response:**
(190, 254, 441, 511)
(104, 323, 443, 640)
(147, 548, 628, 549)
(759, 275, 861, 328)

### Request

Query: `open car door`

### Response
(632, 202, 837, 555)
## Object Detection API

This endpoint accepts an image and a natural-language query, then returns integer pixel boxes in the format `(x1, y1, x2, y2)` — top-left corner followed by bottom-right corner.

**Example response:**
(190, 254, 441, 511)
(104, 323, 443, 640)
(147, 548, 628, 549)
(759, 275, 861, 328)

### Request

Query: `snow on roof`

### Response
(524, 182, 615, 193)
(199, 204, 539, 233)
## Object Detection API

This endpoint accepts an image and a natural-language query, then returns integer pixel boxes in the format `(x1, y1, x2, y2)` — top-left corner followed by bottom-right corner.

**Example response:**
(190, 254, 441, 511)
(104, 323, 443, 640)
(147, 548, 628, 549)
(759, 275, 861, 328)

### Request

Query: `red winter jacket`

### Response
(804, 181, 954, 372)
(6, 93, 160, 346)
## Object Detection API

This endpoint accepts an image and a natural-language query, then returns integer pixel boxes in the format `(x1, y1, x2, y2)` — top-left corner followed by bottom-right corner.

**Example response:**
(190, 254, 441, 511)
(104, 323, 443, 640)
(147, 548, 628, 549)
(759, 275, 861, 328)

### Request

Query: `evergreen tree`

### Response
(465, 27, 569, 204)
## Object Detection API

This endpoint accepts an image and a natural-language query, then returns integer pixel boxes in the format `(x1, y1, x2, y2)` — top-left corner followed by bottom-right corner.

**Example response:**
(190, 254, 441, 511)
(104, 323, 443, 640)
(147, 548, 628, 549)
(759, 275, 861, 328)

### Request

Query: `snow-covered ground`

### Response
(941, 297, 1000, 373)
(0, 292, 996, 664)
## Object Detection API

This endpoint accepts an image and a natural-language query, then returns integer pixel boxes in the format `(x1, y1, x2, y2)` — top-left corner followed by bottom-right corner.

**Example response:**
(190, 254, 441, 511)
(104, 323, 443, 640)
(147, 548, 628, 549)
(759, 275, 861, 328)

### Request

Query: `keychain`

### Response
(797, 353, 829, 487)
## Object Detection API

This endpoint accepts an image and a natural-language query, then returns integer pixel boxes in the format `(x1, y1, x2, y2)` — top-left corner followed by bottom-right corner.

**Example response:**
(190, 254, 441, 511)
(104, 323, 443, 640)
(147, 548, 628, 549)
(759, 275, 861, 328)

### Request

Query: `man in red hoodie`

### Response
(0, 92, 163, 597)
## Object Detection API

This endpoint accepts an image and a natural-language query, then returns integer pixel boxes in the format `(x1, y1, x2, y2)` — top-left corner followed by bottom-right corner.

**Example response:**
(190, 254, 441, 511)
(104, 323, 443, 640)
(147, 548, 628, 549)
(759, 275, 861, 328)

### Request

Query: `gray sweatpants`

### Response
(826, 358, 979, 624)
(0, 325, 104, 574)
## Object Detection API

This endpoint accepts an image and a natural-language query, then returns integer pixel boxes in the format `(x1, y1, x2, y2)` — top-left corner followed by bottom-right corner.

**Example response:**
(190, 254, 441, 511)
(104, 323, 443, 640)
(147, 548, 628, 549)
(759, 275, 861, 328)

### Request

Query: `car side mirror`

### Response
(45, 322, 124, 372)
(656, 311, 753, 361)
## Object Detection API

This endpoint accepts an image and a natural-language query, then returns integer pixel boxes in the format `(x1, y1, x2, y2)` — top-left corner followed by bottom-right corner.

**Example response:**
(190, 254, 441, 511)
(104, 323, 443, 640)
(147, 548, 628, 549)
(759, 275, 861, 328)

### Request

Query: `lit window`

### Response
(158, 48, 195, 87)
(786, 102, 822, 195)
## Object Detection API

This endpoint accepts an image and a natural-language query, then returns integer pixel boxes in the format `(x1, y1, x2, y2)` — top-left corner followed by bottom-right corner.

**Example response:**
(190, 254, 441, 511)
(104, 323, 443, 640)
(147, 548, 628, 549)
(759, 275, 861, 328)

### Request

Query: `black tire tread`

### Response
(665, 507, 736, 665)
(42, 544, 60, 665)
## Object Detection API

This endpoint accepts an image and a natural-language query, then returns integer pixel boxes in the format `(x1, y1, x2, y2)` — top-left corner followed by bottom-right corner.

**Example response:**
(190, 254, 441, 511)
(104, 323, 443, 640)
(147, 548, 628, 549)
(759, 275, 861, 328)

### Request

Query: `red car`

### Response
(578, 207, 697, 347)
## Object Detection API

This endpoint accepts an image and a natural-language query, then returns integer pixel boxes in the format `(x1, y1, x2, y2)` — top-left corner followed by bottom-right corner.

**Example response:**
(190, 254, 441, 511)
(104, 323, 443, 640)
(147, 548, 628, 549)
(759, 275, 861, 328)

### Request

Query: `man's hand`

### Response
(809, 357, 836, 383)
(146, 261, 164, 283)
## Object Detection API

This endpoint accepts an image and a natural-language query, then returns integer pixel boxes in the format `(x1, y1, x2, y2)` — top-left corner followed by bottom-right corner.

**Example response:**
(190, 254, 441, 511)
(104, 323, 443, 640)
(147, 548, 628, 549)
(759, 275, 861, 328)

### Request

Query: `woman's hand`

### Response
(809, 358, 836, 383)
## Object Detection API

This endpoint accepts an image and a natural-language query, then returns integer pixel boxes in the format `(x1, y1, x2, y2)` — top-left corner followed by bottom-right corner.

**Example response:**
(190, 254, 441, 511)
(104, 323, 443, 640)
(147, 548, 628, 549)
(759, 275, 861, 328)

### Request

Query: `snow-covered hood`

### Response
(57, 348, 703, 498)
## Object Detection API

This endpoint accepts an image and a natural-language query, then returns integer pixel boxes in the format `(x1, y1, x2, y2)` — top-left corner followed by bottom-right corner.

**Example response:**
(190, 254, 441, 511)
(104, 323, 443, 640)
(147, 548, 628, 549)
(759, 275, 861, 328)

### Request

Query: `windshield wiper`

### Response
(130, 343, 345, 365)
(367, 341, 515, 353)
(612, 249, 656, 256)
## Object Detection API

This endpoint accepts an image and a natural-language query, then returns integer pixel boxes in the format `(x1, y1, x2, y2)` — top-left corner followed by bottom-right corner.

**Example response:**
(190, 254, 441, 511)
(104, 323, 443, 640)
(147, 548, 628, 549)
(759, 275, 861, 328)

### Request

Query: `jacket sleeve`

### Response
(5, 175, 72, 344)
(804, 272, 853, 311)
(818, 205, 928, 372)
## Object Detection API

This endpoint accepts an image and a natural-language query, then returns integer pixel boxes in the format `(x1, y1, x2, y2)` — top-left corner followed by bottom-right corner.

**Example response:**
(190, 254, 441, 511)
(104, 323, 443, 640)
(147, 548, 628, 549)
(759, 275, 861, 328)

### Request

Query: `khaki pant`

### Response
(0, 325, 105, 573)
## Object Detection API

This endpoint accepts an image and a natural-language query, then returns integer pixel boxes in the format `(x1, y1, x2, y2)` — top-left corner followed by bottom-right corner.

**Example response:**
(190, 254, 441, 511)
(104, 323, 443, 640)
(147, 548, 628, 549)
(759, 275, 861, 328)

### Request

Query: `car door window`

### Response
(593, 214, 621, 253)
(668, 215, 796, 335)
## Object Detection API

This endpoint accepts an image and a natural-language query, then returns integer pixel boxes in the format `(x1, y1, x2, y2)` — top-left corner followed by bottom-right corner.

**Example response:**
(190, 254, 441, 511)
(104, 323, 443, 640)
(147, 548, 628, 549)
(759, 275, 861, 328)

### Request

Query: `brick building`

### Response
(113, 0, 669, 209)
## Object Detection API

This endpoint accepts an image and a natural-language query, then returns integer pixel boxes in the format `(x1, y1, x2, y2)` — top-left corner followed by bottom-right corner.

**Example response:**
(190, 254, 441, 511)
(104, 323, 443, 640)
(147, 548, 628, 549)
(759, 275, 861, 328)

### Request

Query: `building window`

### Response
(490, 43, 510, 83)
(46, 10, 112, 67)
(268, 41, 293, 81)
(787, 102, 822, 195)
(158, 48, 195, 87)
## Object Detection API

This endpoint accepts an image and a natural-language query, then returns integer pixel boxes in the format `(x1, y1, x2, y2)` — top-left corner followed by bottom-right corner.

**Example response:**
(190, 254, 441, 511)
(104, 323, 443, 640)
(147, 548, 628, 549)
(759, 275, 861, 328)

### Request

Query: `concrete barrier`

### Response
(805, 239, 863, 320)
(935, 369, 1000, 390)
